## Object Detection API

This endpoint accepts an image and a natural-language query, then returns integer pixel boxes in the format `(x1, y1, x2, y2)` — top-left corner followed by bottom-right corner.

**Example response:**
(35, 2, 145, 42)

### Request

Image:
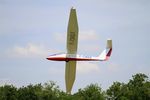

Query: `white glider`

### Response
(47, 8, 112, 94)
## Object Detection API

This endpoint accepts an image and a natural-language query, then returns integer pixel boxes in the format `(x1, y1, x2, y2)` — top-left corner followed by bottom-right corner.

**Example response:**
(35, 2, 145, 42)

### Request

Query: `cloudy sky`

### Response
(0, 0, 150, 93)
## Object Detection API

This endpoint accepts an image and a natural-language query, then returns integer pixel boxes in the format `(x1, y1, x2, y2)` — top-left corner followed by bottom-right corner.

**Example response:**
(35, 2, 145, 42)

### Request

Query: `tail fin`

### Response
(98, 39, 112, 61)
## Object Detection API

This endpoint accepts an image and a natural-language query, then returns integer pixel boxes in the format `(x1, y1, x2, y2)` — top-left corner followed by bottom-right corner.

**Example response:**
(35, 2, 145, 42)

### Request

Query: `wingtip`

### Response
(107, 39, 112, 49)
(71, 6, 76, 10)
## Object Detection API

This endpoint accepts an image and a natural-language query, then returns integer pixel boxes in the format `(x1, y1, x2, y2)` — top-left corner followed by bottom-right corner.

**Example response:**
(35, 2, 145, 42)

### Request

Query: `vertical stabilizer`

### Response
(98, 39, 112, 61)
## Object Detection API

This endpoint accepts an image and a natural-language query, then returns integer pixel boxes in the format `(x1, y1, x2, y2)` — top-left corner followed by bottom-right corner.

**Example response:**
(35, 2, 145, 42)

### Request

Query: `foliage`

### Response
(106, 73, 150, 100)
(0, 85, 17, 100)
(106, 82, 126, 99)
(74, 84, 105, 100)
(0, 73, 149, 100)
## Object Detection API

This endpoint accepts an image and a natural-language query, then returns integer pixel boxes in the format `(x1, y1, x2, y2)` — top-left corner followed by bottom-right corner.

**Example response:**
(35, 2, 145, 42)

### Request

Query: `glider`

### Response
(47, 8, 112, 94)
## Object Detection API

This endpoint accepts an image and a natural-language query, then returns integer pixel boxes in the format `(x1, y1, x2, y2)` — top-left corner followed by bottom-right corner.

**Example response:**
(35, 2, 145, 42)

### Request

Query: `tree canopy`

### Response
(0, 73, 149, 100)
(106, 73, 150, 100)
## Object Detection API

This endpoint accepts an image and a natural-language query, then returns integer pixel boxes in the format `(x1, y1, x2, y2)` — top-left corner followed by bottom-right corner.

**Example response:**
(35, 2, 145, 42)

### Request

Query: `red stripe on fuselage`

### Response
(47, 57, 100, 61)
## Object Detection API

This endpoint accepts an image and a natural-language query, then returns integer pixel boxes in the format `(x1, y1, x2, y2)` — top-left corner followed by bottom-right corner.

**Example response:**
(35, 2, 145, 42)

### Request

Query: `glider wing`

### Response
(65, 8, 78, 94)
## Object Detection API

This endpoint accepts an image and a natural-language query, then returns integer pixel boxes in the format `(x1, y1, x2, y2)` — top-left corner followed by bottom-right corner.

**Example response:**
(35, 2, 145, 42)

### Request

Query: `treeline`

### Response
(0, 73, 149, 100)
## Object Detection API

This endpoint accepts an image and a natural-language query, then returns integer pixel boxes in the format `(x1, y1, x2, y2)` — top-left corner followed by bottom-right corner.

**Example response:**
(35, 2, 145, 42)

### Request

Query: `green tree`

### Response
(17, 84, 39, 100)
(0, 85, 17, 100)
(40, 81, 61, 100)
(17, 81, 62, 100)
(74, 84, 105, 100)
(0, 73, 149, 100)
(127, 73, 150, 100)
(59, 92, 75, 100)
(106, 82, 127, 99)
(106, 73, 150, 100)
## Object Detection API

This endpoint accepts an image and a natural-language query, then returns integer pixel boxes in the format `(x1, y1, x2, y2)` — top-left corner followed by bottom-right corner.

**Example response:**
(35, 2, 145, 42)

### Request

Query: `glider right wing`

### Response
(65, 8, 79, 94)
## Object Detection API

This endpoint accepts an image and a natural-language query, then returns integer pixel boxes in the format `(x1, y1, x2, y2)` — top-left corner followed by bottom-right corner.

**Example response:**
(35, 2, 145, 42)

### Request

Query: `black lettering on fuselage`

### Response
(69, 32, 75, 45)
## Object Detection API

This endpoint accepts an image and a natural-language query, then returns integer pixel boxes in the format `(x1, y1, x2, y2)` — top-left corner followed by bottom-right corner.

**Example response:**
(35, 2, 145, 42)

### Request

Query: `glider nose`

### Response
(46, 56, 52, 60)
(46, 56, 56, 61)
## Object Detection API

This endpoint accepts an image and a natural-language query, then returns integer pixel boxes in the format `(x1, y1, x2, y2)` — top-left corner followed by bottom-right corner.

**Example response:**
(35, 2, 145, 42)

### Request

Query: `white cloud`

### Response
(79, 30, 99, 41)
(0, 78, 14, 86)
(53, 30, 99, 43)
(54, 32, 66, 43)
(7, 43, 59, 58)
(77, 62, 100, 74)
(107, 63, 120, 72)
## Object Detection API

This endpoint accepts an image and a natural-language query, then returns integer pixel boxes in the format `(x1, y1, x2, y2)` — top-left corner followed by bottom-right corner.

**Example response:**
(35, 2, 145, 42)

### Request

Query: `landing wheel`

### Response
(66, 60, 69, 62)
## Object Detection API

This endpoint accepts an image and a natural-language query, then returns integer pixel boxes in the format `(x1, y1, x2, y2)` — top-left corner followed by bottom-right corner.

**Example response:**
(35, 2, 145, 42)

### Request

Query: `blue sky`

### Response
(0, 0, 150, 93)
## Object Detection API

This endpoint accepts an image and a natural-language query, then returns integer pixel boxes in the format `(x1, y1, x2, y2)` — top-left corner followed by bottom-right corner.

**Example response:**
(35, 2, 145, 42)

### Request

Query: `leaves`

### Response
(0, 73, 149, 100)
(106, 73, 150, 100)
(74, 84, 105, 100)
(0, 85, 17, 100)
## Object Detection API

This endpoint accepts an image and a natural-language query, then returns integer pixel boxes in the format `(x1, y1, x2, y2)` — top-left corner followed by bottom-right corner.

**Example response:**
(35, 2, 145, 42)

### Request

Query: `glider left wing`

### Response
(65, 8, 78, 94)
(66, 8, 78, 54)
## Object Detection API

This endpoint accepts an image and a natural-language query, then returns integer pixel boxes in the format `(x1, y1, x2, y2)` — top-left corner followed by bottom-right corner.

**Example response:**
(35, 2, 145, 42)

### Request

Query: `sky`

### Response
(0, 0, 150, 93)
